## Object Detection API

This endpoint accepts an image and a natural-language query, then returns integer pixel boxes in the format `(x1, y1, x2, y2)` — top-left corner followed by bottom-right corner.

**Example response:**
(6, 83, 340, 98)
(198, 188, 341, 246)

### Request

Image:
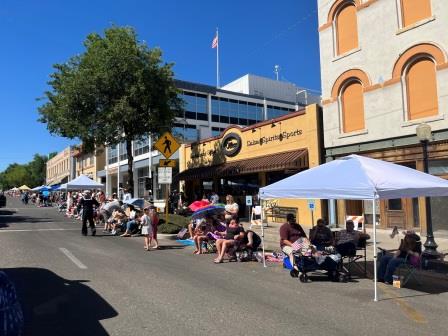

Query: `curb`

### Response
(157, 233, 177, 240)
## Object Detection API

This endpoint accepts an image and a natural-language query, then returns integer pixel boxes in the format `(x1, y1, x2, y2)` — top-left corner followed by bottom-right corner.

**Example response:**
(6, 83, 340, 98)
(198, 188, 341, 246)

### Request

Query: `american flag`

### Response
(211, 34, 218, 49)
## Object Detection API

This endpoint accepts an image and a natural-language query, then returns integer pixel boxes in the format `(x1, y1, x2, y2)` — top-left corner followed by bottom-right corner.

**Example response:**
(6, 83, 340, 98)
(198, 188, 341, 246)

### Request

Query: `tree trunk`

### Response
(126, 139, 134, 198)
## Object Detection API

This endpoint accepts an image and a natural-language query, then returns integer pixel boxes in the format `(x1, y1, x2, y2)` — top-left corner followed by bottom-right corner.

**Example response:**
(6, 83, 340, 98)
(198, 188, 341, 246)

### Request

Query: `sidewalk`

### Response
(241, 220, 448, 259)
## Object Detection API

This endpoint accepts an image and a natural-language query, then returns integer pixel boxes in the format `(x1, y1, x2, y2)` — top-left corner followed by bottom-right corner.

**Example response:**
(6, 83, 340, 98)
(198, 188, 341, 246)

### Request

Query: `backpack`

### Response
(177, 228, 189, 240)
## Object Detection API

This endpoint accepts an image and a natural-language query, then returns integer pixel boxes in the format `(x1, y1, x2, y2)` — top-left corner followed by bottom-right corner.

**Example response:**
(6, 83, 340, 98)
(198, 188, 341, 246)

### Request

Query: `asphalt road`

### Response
(1, 196, 448, 336)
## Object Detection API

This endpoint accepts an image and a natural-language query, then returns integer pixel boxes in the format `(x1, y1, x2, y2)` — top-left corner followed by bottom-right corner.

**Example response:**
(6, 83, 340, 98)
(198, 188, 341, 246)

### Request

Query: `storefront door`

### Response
(382, 198, 417, 229)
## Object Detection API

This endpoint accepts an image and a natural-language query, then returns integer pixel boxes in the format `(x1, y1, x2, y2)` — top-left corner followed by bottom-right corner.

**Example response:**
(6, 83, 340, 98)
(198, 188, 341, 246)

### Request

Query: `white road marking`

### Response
(0, 228, 79, 232)
(59, 248, 87, 269)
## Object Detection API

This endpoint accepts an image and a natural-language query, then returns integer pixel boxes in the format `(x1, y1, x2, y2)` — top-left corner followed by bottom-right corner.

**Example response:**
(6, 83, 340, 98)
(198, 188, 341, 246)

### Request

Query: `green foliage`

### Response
(38, 26, 183, 195)
(158, 214, 190, 234)
(0, 154, 48, 189)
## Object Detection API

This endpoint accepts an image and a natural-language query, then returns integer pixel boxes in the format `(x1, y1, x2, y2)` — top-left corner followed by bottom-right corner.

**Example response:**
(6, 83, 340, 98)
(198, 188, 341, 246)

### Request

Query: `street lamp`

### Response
(416, 123, 439, 257)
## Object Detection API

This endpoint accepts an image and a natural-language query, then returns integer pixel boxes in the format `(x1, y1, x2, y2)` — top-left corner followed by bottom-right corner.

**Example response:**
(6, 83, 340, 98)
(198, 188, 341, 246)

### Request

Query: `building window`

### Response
(335, 2, 358, 56)
(179, 91, 209, 122)
(119, 142, 128, 161)
(211, 127, 226, 137)
(108, 145, 118, 164)
(134, 136, 150, 156)
(173, 124, 198, 143)
(400, 0, 431, 28)
(340, 79, 365, 133)
(405, 58, 438, 121)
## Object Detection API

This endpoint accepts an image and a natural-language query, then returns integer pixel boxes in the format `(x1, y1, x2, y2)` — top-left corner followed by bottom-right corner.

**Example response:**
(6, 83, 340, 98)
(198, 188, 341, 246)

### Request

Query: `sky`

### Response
(0, 0, 321, 172)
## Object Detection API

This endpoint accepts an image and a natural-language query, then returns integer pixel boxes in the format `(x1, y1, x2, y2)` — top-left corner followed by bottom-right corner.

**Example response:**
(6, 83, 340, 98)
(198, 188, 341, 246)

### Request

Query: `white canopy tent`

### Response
(259, 154, 448, 301)
(64, 175, 104, 191)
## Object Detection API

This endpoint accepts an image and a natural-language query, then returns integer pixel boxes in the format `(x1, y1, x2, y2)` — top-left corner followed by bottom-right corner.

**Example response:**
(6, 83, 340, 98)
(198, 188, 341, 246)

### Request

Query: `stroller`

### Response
(289, 240, 346, 283)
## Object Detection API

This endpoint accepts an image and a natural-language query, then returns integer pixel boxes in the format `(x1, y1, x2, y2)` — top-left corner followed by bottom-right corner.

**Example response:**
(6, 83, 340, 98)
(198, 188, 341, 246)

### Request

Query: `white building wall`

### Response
(318, 0, 448, 149)
(222, 74, 320, 105)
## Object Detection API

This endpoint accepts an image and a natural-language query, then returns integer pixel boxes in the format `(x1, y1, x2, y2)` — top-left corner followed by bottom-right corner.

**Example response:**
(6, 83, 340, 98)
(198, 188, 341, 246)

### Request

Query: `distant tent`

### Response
(18, 185, 31, 191)
(64, 175, 104, 190)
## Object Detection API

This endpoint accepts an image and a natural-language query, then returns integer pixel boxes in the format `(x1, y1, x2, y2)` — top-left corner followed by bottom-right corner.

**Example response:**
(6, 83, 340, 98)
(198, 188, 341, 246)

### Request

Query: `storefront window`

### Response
(220, 174, 260, 198)
(430, 197, 448, 233)
(388, 199, 402, 211)
(429, 159, 448, 175)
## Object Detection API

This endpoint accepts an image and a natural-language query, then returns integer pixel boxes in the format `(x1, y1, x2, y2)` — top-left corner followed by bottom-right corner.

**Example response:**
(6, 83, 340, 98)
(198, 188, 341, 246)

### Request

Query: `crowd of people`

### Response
(11, 187, 422, 285)
(187, 193, 262, 264)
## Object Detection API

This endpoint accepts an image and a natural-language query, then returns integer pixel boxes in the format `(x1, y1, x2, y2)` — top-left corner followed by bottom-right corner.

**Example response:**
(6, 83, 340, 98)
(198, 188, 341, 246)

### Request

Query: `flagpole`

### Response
(216, 27, 220, 88)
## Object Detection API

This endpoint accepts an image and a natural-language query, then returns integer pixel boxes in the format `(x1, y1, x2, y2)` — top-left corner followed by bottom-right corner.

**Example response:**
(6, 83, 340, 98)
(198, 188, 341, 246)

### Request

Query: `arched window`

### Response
(335, 3, 358, 55)
(401, 0, 431, 27)
(405, 58, 438, 120)
(341, 79, 365, 133)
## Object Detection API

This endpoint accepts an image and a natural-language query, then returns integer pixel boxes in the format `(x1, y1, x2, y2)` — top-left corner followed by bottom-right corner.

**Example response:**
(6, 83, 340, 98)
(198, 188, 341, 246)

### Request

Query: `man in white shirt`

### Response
(122, 188, 132, 202)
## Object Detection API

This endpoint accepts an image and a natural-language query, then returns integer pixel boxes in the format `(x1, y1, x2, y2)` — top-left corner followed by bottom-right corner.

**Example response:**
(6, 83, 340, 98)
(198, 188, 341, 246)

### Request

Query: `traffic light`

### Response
(145, 177, 152, 190)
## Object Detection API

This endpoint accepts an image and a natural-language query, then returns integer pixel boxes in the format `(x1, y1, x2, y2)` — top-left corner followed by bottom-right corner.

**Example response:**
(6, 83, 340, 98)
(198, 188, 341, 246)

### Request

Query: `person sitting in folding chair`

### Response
(377, 232, 421, 285)
(334, 220, 363, 256)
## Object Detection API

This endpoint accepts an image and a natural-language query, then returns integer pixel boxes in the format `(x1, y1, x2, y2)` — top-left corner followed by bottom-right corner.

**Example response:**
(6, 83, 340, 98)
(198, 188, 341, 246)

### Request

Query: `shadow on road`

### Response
(0, 210, 16, 216)
(4, 267, 117, 336)
(357, 260, 448, 296)
(0, 215, 55, 225)
(155, 245, 186, 250)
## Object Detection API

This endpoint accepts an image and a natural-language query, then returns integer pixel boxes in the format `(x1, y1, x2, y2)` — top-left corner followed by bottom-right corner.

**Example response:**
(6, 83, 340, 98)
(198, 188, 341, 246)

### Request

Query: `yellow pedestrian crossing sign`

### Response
(154, 132, 180, 159)
(159, 159, 177, 168)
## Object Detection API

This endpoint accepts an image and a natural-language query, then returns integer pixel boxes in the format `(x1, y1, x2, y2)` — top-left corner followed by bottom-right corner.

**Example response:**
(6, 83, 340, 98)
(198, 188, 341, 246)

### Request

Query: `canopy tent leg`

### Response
(260, 198, 267, 268)
(373, 195, 378, 302)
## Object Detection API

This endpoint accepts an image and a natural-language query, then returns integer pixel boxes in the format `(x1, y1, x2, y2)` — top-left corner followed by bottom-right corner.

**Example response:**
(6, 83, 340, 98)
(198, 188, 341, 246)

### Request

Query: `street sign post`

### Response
(307, 199, 315, 227)
(159, 159, 176, 168)
(158, 167, 172, 184)
(154, 132, 180, 159)
(158, 166, 173, 226)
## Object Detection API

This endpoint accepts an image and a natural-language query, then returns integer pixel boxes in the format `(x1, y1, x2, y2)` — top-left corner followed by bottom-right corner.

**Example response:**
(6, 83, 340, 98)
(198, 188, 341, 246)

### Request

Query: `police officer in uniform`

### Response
(78, 190, 99, 236)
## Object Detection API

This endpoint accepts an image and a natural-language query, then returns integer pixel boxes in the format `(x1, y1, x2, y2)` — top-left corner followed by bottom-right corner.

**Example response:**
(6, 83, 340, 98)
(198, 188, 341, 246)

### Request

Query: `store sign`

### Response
(246, 129, 303, 147)
(221, 133, 242, 157)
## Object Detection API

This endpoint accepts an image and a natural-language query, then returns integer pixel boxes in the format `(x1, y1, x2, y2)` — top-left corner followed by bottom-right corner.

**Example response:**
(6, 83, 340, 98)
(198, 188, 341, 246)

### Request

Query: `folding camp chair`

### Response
(378, 239, 423, 287)
(340, 237, 368, 278)
(249, 206, 262, 228)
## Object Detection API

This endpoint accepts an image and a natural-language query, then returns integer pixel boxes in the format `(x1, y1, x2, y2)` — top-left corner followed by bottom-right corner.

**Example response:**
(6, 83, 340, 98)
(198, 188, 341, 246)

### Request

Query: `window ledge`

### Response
(332, 47, 361, 62)
(401, 114, 445, 128)
(396, 16, 436, 35)
(338, 128, 368, 139)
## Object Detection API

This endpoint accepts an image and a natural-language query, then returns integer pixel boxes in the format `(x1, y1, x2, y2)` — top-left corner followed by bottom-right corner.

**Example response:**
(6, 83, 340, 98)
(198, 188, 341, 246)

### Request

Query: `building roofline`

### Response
(185, 107, 308, 147)
(174, 78, 299, 105)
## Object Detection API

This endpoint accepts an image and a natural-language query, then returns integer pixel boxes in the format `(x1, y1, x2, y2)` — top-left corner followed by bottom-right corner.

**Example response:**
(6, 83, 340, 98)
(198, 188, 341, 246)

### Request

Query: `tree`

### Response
(26, 154, 49, 187)
(38, 26, 182, 196)
(0, 154, 49, 189)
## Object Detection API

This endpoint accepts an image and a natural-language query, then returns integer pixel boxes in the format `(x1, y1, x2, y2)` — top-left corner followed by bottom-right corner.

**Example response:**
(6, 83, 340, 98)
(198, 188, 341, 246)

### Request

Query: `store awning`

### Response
(175, 149, 308, 181)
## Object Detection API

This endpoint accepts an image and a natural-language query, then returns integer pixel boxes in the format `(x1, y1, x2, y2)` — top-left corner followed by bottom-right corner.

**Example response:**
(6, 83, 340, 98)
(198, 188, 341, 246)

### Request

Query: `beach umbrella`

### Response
(188, 200, 211, 212)
(192, 204, 225, 219)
